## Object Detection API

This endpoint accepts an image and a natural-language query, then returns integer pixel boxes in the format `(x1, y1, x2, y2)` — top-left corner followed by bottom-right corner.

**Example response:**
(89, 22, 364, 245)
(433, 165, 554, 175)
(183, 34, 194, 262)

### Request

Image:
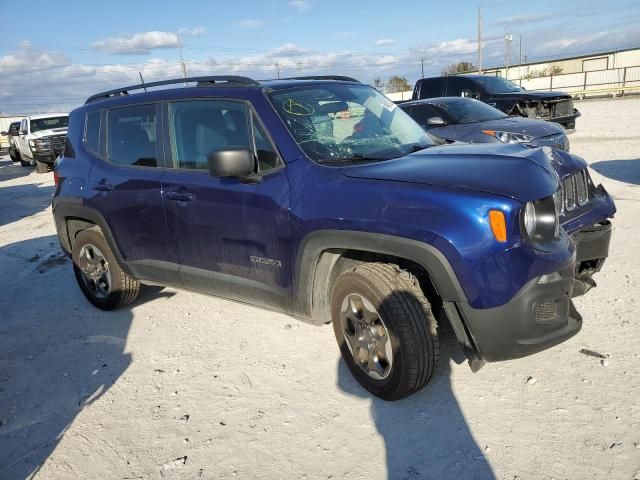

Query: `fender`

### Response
(292, 230, 469, 320)
(52, 201, 135, 278)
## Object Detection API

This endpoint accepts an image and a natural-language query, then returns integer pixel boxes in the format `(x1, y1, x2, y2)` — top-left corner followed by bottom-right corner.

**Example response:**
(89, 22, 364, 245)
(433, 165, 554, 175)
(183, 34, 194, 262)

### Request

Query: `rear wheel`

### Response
(72, 228, 140, 310)
(331, 263, 439, 400)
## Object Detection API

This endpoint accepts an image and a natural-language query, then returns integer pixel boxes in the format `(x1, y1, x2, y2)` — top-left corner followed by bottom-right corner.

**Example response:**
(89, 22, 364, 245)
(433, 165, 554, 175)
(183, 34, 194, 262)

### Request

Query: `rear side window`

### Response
(107, 104, 157, 167)
(416, 78, 445, 99)
(84, 110, 101, 154)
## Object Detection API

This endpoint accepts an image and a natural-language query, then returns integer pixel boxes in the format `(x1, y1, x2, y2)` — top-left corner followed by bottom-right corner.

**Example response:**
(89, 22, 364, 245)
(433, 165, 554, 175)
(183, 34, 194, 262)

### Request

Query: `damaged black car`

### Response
(412, 74, 580, 130)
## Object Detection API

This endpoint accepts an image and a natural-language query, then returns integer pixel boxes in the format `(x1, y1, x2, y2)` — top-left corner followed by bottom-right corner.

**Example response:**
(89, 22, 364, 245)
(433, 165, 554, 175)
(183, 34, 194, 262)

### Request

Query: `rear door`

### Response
(85, 103, 179, 283)
(160, 99, 291, 305)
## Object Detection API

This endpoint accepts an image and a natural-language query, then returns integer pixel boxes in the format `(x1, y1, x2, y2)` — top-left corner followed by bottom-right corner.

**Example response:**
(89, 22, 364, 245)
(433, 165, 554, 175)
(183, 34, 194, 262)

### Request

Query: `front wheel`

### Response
(18, 153, 30, 167)
(72, 228, 140, 310)
(331, 263, 439, 401)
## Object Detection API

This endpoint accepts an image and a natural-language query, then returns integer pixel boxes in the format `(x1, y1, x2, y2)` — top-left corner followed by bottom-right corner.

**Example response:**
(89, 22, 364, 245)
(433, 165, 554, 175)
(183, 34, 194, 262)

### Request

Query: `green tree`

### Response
(386, 75, 411, 93)
(372, 77, 385, 92)
(442, 61, 477, 75)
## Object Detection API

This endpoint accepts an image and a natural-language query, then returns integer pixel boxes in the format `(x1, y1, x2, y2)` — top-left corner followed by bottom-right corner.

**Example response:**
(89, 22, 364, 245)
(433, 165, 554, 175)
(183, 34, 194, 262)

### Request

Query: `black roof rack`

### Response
(279, 75, 360, 82)
(85, 75, 259, 104)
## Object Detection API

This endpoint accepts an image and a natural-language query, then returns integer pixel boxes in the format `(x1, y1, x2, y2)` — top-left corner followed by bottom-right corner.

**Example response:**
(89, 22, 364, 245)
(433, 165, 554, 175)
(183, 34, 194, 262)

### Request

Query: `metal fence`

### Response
(513, 66, 640, 98)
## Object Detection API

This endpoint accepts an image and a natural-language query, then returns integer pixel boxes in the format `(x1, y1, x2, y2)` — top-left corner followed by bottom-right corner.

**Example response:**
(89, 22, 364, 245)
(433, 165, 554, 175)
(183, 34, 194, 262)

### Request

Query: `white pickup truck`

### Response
(14, 113, 68, 172)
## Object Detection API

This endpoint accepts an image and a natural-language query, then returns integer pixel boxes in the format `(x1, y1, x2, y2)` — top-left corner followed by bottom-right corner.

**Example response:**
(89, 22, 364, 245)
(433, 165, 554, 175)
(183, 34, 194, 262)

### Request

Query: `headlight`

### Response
(483, 130, 534, 144)
(28, 138, 52, 151)
(521, 196, 559, 244)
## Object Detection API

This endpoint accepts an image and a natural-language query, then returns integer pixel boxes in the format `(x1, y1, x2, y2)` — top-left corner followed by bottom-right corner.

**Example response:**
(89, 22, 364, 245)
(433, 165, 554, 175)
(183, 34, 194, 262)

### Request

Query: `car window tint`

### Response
(407, 104, 442, 125)
(169, 100, 251, 170)
(417, 78, 445, 98)
(84, 110, 101, 154)
(107, 104, 157, 167)
(253, 113, 281, 172)
(446, 78, 481, 99)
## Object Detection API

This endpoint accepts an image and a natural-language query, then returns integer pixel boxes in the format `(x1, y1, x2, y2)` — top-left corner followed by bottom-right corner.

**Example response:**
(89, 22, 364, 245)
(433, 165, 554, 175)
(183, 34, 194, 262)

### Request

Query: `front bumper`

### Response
(32, 151, 59, 164)
(571, 220, 612, 296)
(459, 251, 581, 362)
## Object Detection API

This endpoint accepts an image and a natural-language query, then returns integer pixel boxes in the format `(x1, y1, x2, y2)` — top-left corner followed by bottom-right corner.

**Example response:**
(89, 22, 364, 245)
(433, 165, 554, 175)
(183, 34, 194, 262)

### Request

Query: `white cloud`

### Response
(288, 0, 310, 11)
(92, 31, 180, 55)
(425, 38, 478, 55)
(178, 26, 206, 37)
(543, 31, 608, 51)
(235, 19, 263, 29)
(497, 13, 554, 25)
(374, 38, 396, 46)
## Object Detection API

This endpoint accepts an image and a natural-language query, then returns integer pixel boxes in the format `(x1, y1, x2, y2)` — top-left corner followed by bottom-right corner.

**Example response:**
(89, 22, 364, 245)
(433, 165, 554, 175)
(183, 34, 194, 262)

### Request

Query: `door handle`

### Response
(165, 191, 195, 202)
(92, 180, 114, 192)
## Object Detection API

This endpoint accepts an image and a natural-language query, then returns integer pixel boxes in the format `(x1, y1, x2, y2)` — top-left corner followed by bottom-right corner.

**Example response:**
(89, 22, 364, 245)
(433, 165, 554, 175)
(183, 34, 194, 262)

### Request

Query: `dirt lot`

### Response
(1, 97, 639, 480)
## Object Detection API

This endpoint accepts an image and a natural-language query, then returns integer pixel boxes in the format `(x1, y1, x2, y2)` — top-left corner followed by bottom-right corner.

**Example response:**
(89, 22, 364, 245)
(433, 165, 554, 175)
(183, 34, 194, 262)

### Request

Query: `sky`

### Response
(1, 0, 639, 114)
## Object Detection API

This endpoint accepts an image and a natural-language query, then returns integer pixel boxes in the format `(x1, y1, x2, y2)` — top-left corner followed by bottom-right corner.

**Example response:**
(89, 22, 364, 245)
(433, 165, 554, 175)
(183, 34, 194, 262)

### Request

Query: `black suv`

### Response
(412, 75, 580, 130)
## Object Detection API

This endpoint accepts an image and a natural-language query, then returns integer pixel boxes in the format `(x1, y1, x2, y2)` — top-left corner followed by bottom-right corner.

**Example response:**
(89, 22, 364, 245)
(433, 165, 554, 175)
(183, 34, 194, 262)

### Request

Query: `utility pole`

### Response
(518, 35, 523, 84)
(504, 29, 513, 78)
(477, 7, 482, 74)
(275, 62, 280, 79)
(177, 33, 187, 80)
(296, 62, 303, 74)
(421, 58, 425, 78)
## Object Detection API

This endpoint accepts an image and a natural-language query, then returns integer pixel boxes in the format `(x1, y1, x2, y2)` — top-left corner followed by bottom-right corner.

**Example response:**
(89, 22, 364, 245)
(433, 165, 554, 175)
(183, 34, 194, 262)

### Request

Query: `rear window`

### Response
(107, 104, 157, 167)
(84, 111, 101, 154)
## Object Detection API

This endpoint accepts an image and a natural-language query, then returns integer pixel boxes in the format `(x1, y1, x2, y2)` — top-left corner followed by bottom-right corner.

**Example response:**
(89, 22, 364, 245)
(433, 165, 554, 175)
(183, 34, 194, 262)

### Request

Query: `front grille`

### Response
(553, 99, 572, 117)
(556, 169, 589, 215)
(49, 135, 66, 152)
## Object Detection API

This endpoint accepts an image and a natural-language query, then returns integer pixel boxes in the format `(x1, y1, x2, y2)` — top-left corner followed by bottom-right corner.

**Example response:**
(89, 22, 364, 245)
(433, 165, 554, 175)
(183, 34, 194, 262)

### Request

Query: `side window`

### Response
(107, 104, 157, 167)
(169, 100, 251, 170)
(407, 104, 442, 126)
(252, 114, 281, 172)
(417, 78, 445, 99)
(84, 110, 101, 154)
(446, 78, 481, 99)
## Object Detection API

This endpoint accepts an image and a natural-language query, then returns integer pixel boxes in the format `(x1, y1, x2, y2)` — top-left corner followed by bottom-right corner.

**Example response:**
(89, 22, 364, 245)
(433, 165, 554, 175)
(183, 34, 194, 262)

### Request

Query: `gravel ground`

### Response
(0, 97, 639, 480)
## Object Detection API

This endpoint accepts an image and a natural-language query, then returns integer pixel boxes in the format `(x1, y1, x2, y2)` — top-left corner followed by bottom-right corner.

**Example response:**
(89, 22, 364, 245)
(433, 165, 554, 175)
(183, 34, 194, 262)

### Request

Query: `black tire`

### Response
(35, 160, 49, 173)
(331, 263, 439, 401)
(18, 153, 30, 167)
(72, 227, 140, 310)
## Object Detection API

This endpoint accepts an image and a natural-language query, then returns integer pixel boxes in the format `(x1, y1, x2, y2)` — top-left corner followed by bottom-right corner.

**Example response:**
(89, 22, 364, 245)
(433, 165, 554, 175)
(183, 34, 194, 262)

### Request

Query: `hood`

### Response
(491, 91, 571, 101)
(340, 143, 560, 202)
(31, 127, 67, 139)
(467, 116, 564, 138)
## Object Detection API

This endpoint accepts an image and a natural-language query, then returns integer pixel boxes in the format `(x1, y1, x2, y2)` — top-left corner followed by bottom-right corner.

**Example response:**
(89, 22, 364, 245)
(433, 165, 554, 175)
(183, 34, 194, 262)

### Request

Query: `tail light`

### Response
(53, 170, 60, 186)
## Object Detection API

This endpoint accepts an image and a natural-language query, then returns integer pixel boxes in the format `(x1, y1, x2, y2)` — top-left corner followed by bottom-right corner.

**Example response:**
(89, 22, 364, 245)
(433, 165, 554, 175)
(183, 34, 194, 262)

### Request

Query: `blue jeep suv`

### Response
(52, 76, 615, 400)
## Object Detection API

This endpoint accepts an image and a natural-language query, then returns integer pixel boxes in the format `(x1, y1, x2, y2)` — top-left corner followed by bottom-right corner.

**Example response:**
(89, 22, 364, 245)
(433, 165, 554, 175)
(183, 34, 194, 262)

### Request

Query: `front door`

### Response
(160, 99, 291, 306)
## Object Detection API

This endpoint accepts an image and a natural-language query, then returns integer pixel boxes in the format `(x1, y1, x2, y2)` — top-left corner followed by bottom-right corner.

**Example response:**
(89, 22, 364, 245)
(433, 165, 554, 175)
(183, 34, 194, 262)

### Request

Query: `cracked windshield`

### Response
(269, 84, 434, 163)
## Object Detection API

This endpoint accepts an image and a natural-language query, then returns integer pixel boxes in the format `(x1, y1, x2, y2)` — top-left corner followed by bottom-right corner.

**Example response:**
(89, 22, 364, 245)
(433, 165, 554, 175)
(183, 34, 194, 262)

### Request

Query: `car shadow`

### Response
(0, 157, 32, 182)
(590, 158, 640, 185)
(336, 309, 494, 479)
(0, 235, 173, 479)
(0, 158, 53, 228)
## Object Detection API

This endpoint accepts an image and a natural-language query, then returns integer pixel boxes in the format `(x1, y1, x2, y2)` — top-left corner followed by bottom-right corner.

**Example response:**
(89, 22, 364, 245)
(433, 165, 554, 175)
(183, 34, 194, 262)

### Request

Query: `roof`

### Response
(28, 112, 68, 120)
(85, 75, 361, 104)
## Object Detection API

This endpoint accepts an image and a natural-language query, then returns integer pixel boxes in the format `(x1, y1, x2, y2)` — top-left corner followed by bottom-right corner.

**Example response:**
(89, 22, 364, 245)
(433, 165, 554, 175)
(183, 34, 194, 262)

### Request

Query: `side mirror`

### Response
(207, 147, 255, 178)
(426, 116, 446, 126)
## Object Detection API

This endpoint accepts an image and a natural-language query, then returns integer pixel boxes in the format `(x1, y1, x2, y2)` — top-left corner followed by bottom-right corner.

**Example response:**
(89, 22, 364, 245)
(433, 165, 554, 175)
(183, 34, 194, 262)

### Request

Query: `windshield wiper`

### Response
(318, 153, 388, 164)
(407, 144, 432, 153)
